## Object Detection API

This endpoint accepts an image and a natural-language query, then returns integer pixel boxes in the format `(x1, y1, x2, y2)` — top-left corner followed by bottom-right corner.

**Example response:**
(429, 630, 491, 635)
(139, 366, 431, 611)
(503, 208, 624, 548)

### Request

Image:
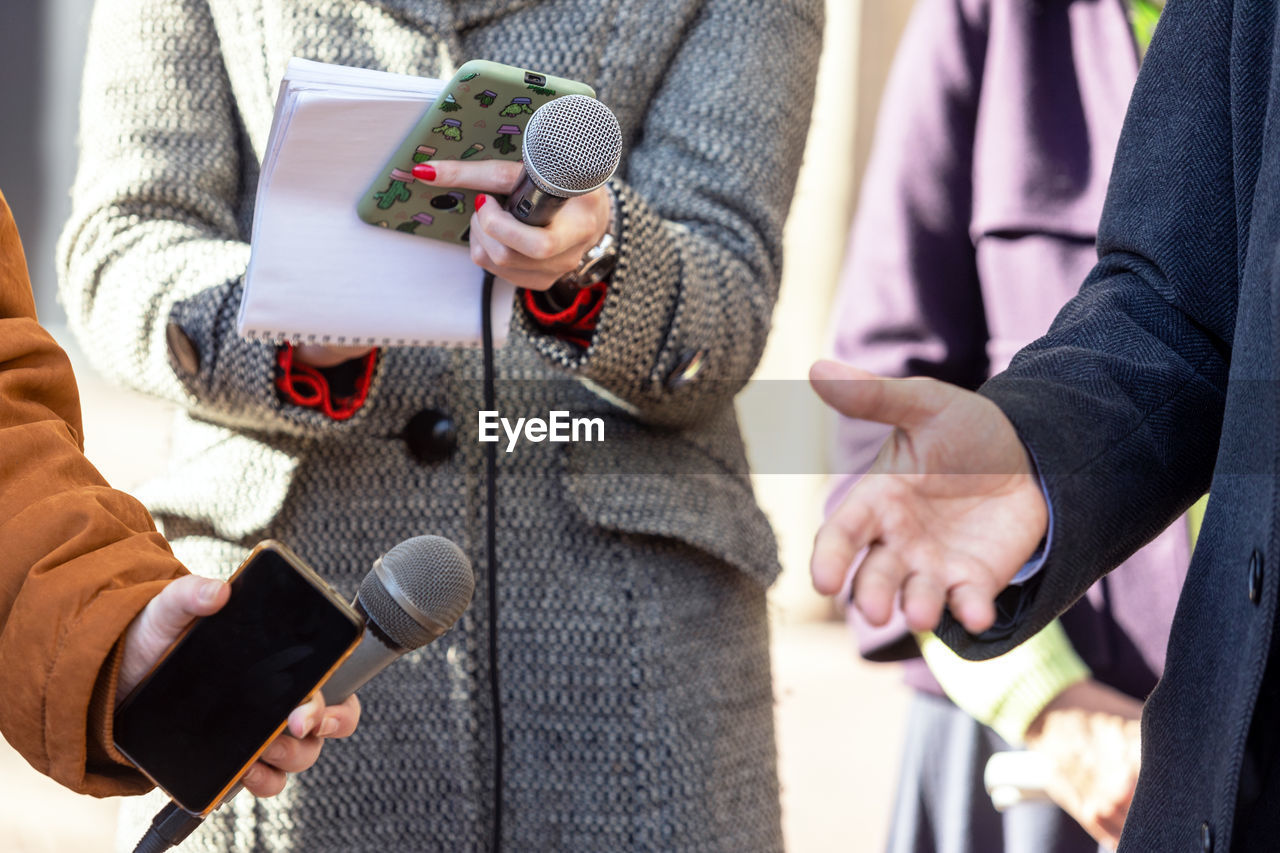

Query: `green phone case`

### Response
(357, 59, 595, 245)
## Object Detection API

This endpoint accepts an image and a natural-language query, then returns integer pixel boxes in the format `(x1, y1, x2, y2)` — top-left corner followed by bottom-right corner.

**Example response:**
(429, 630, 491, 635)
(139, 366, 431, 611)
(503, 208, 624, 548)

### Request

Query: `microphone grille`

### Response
(357, 536, 475, 650)
(522, 95, 622, 197)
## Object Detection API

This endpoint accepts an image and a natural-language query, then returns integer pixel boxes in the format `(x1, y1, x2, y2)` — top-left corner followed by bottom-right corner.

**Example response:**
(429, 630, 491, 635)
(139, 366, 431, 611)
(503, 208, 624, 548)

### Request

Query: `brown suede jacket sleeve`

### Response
(0, 189, 187, 796)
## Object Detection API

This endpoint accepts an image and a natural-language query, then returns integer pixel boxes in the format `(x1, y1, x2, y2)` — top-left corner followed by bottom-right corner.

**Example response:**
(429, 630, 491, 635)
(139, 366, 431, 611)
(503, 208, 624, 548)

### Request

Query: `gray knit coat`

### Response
(58, 1, 822, 850)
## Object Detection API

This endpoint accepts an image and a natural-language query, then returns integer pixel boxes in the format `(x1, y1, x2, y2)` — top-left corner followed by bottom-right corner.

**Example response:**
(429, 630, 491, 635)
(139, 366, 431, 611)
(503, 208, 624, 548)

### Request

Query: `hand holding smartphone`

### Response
(113, 542, 364, 815)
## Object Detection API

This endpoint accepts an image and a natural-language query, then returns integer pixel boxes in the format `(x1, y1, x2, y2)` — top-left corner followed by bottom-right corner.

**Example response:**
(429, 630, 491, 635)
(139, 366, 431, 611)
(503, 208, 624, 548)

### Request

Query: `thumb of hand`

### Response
(809, 359, 949, 430)
(117, 575, 228, 703)
(139, 575, 227, 640)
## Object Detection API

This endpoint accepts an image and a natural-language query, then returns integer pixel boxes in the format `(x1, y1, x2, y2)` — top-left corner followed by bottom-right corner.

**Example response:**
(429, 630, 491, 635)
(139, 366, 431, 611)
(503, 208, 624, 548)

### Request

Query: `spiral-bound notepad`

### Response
(238, 59, 514, 346)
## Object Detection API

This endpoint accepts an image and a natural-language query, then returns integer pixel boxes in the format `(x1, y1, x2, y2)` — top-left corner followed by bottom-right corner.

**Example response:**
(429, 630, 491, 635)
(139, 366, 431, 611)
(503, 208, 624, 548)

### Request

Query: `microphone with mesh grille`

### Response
(321, 536, 475, 703)
(505, 94, 622, 227)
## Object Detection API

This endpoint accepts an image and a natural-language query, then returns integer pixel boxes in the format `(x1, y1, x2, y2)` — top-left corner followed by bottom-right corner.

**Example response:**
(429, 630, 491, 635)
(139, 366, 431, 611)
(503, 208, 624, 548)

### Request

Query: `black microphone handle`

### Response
(504, 173, 588, 310)
(504, 171, 568, 227)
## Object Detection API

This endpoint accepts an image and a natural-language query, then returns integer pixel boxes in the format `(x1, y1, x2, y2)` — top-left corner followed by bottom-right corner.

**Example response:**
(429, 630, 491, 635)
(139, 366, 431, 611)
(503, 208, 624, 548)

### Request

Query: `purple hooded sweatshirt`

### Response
(829, 0, 1186, 700)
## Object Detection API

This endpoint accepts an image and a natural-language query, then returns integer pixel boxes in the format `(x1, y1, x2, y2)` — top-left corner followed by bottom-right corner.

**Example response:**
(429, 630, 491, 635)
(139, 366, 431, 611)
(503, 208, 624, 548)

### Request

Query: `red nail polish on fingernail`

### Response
(412, 163, 436, 181)
(475, 194, 487, 210)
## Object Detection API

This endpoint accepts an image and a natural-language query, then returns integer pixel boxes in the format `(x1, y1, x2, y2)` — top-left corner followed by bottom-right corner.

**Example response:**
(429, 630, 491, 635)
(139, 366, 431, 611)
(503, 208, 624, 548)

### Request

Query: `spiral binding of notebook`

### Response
(238, 330, 490, 349)
(237, 58, 513, 348)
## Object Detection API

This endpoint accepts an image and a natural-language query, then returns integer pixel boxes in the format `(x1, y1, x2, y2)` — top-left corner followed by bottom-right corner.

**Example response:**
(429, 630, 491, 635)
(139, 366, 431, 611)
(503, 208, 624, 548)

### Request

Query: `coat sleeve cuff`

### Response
(275, 344, 377, 421)
(918, 619, 1091, 746)
(521, 282, 608, 350)
(47, 577, 177, 796)
(1009, 444, 1054, 584)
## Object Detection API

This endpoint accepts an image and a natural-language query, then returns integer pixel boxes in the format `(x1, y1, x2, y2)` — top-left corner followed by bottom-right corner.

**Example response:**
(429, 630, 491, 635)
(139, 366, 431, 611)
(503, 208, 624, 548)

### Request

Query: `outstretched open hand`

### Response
(809, 359, 1049, 634)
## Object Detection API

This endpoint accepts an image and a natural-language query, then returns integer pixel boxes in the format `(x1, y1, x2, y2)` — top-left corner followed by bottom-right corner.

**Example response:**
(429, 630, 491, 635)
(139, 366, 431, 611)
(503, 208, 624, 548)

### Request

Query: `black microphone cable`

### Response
(480, 270, 506, 853)
(131, 801, 201, 853)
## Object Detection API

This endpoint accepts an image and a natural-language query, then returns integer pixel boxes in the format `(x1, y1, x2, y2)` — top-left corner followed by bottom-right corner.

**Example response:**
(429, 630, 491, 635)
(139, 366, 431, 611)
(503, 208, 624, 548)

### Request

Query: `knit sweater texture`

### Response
(59, 0, 823, 850)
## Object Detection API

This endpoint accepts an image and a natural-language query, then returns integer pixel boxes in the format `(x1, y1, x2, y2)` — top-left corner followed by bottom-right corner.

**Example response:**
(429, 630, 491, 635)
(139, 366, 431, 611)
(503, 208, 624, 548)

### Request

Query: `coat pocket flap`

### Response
(561, 429, 781, 588)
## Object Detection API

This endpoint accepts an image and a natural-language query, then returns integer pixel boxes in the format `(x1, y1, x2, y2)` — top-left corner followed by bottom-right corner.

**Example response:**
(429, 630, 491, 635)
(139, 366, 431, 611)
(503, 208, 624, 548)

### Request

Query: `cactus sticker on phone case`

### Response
(499, 97, 533, 118)
(373, 168, 416, 210)
(396, 212, 435, 234)
(493, 125, 521, 155)
(432, 118, 463, 141)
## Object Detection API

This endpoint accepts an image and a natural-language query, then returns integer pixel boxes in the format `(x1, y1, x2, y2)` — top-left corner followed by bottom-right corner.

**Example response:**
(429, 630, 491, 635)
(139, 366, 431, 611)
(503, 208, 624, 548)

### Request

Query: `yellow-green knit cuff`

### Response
(917, 619, 1090, 746)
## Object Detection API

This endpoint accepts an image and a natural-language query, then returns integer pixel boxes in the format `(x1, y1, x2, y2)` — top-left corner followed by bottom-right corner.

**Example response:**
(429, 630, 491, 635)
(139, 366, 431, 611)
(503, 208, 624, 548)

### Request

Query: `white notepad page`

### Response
(238, 59, 514, 346)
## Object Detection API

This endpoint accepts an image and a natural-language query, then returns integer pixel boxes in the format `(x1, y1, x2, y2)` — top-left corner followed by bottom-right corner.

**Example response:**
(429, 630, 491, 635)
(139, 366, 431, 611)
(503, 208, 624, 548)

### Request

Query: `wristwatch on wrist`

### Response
(543, 188, 620, 311)
(558, 229, 619, 291)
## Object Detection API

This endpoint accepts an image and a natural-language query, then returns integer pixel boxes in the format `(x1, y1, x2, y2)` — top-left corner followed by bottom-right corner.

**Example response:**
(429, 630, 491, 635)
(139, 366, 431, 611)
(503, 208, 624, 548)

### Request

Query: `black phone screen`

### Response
(113, 546, 362, 813)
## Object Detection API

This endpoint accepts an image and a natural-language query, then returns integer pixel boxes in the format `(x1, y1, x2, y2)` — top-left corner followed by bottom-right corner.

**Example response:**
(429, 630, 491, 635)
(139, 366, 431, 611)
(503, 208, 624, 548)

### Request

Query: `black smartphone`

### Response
(113, 541, 364, 815)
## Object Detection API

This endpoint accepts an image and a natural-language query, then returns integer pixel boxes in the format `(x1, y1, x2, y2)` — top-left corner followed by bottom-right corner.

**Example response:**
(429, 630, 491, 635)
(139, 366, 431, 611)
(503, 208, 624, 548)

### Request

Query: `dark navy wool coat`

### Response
(939, 0, 1280, 849)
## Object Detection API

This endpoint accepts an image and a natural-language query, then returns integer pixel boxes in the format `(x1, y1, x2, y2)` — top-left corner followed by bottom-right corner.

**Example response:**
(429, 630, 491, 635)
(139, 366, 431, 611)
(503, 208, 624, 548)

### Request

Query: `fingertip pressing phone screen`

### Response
(113, 543, 362, 814)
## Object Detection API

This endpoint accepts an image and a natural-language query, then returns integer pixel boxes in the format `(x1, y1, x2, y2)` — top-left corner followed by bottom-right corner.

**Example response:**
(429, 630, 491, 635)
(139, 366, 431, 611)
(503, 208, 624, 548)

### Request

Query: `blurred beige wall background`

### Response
(746, 0, 914, 625)
(0, 2, 919, 850)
